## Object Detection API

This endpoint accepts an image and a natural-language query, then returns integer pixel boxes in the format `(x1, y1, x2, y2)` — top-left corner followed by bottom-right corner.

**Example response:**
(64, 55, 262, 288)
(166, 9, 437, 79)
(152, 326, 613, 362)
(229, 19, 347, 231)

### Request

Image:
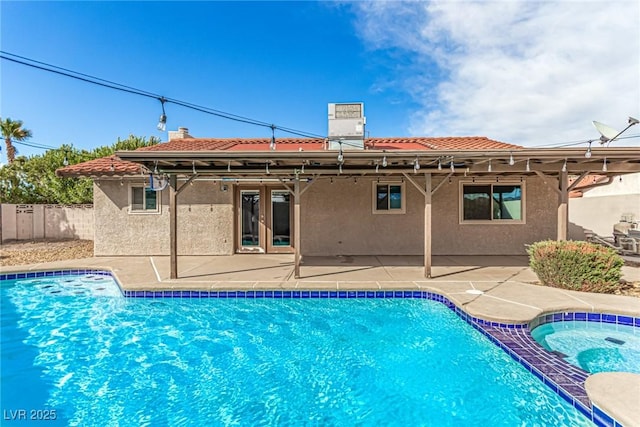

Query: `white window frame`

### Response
(459, 180, 525, 224)
(128, 184, 161, 214)
(372, 181, 406, 214)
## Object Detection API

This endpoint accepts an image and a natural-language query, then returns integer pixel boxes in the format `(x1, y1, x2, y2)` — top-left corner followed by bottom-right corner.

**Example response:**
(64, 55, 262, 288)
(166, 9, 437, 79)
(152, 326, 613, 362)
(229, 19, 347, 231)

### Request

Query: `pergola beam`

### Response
(126, 161, 639, 176)
(424, 173, 432, 278)
(169, 175, 178, 279)
(557, 171, 569, 241)
(294, 177, 301, 279)
(567, 171, 590, 192)
(111, 146, 640, 282)
(169, 173, 199, 280)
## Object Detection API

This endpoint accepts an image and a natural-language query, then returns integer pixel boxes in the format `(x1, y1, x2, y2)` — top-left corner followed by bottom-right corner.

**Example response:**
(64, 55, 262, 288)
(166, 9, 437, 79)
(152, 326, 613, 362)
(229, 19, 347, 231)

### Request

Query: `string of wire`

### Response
(2, 50, 638, 153)
(0, 50, 325, 140)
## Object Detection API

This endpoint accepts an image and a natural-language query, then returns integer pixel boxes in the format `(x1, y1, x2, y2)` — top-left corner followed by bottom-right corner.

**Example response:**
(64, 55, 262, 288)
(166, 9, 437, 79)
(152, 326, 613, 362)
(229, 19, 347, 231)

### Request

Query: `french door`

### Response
(237, 187, 293, 253)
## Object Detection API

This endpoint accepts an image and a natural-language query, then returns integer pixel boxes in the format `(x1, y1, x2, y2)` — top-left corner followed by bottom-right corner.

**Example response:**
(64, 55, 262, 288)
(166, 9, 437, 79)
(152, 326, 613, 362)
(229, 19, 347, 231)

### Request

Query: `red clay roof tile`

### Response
(56, 136, 521, 177)
(56, 155, 146, 177)
(134, 136, 518, 152)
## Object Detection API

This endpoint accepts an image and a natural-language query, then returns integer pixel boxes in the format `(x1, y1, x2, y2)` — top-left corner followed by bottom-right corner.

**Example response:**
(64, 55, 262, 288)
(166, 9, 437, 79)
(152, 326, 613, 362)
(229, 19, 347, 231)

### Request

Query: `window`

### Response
(130, 185, 159, 213)
(461, 183, 523, 222)
(373, 182, 405, 214)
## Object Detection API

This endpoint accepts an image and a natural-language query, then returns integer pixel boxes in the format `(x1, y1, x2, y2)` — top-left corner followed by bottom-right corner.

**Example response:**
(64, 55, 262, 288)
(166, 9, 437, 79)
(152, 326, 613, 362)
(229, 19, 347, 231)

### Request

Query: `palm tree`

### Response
(1, 117, 32, 164)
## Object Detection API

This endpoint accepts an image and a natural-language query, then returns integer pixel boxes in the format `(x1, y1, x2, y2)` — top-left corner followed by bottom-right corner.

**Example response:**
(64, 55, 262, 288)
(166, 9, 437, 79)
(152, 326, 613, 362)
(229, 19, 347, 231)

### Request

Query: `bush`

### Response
(527, 240, 624, 293)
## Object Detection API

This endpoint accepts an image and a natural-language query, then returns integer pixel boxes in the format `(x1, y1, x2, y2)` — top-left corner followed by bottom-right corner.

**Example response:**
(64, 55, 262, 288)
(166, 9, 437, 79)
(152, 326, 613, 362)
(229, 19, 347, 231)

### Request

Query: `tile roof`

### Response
(135, 136, 519, 152)
(56, 155, 146, 177)
(56, 136, 520, 177)
(569, 174, 608, 198)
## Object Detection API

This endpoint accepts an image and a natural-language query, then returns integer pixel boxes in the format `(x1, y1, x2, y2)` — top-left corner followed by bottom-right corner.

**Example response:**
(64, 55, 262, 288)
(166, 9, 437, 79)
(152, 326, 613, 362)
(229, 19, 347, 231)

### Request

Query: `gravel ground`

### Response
(1, 239, 638, 297)
(0, 239, 94, 266)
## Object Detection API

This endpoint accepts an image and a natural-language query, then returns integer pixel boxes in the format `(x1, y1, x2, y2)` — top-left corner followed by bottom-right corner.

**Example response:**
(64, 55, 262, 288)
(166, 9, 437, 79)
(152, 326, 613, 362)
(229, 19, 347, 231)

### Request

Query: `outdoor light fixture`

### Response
(488, 159, 492, 172)
(63, 155, 69, 166)
(602, 157, 607, 172)
(269, 125, 276, 151)
(157, 97, 167, 131)
(110, 160, 115, 172)
(526, 158, 531, 172)
(375, 162, 379, 173)
(508, 152, 515, 166)
(450, 161, 455, 172)
(561, 159, 567, 172)
(301, 162, 305, 174)
(266, 161, 270, 175)
(339, 163, 343, 174)
(413, 157, 420, 173)
(382, 156, 388, 167)
(437, 158, 442, 170)
(585, 142, 592, 158)
(227, 161, 231, 172)
(192, 161, 197, 174)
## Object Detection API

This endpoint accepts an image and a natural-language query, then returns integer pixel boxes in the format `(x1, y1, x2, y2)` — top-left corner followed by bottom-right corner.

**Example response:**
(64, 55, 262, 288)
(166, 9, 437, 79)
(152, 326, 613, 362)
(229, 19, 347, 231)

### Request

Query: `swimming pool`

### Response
(532, 320, 640, 374)
(1, 273, 593, 426)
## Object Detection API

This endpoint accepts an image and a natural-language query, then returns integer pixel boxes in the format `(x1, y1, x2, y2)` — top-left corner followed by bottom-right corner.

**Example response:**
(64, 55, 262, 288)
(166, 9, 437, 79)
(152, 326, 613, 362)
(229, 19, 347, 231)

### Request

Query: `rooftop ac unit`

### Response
(328, 103, 366, 149)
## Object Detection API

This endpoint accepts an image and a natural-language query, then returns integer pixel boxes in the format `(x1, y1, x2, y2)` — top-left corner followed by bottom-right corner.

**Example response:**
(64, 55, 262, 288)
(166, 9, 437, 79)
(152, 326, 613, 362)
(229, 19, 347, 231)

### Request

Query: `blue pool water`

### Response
(1, 275, 593, 426)
(532, 321, 640, 374)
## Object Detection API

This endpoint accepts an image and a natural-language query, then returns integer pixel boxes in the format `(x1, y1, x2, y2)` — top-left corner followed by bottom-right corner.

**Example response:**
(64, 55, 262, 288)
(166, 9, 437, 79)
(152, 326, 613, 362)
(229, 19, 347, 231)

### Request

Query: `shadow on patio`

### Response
(140, 254, 537, 285)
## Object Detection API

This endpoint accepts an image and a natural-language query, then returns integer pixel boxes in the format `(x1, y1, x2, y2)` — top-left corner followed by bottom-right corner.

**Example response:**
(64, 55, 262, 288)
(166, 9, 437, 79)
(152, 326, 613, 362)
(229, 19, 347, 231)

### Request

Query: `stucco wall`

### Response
(569, 194, 640, 239)
(93, 179, 233, 256)
(568, 172, 640, 239)
(300, 176, 557, 256)
(301, 178, 424, 255)
(93, 175, 559, 257)
(581, 172, 640, 197)
(432, 177, 556, 255)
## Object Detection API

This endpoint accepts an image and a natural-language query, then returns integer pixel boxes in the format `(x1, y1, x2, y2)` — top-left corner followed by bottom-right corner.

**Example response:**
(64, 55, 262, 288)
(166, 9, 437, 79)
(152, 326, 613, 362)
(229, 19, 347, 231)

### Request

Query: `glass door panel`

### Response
(271, 191, 291, 247)
(241, 191, 260, 247)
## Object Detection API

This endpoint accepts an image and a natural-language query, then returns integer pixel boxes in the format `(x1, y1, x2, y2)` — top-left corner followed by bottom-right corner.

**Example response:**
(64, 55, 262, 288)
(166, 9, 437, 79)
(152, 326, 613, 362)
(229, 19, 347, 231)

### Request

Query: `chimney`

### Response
(168, 127, 193, 141)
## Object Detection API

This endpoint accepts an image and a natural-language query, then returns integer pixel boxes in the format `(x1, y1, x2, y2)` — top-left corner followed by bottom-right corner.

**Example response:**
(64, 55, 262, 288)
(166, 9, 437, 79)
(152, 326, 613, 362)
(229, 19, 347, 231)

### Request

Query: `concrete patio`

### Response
(2, 254, 639, 425)
(3, 254, 639, 323)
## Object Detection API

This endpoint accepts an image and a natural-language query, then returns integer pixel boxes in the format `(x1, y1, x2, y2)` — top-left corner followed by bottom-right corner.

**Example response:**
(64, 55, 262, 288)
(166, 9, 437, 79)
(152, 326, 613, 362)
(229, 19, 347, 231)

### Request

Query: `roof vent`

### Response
(328, 103, 366, 150)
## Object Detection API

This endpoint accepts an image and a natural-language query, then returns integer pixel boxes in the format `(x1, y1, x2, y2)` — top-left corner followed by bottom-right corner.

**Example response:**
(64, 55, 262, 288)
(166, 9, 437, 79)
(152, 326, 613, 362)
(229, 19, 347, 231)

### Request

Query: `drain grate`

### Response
(604, 337, 625, 345)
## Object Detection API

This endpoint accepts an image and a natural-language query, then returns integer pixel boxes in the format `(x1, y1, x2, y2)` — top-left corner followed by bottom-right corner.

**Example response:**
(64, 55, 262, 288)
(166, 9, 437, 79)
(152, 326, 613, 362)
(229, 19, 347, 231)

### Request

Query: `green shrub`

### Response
(527, 240, 624, 293)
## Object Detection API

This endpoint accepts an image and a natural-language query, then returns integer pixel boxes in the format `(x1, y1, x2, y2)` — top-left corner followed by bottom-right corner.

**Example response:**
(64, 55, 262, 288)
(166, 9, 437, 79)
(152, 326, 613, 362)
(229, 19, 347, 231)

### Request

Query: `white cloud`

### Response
(353, 1, 640, 147)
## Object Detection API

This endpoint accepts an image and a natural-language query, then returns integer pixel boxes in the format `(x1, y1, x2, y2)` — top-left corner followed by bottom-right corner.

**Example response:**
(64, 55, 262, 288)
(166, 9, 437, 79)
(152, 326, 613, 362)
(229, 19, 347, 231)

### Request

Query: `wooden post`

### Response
(425, 173, 432, 278)
(294, 176, 301, 279)
(169, 174, 178, 279)
(557, 171, 568, 241)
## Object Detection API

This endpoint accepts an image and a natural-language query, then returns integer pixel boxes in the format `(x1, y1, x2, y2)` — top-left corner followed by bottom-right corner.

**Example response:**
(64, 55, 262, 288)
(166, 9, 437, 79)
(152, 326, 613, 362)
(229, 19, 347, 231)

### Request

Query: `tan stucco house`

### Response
(57, 127, 640, 279)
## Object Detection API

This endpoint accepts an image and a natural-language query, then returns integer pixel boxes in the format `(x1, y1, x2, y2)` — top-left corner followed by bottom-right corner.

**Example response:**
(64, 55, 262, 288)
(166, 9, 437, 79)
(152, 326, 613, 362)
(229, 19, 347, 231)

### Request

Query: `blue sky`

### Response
(1, 1, 639, 161)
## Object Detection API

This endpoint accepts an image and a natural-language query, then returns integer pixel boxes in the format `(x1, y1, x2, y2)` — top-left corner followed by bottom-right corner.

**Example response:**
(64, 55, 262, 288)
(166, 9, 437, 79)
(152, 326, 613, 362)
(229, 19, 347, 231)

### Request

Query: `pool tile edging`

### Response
(119, 286, 637, 426)
(3, 269, 637, 426)
(0, 269, 113, 281)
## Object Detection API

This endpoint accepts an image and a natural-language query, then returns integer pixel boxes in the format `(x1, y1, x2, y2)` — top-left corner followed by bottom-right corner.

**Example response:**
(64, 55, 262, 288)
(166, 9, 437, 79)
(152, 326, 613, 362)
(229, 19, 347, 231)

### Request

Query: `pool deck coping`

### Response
(2, 254, 640, 426)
